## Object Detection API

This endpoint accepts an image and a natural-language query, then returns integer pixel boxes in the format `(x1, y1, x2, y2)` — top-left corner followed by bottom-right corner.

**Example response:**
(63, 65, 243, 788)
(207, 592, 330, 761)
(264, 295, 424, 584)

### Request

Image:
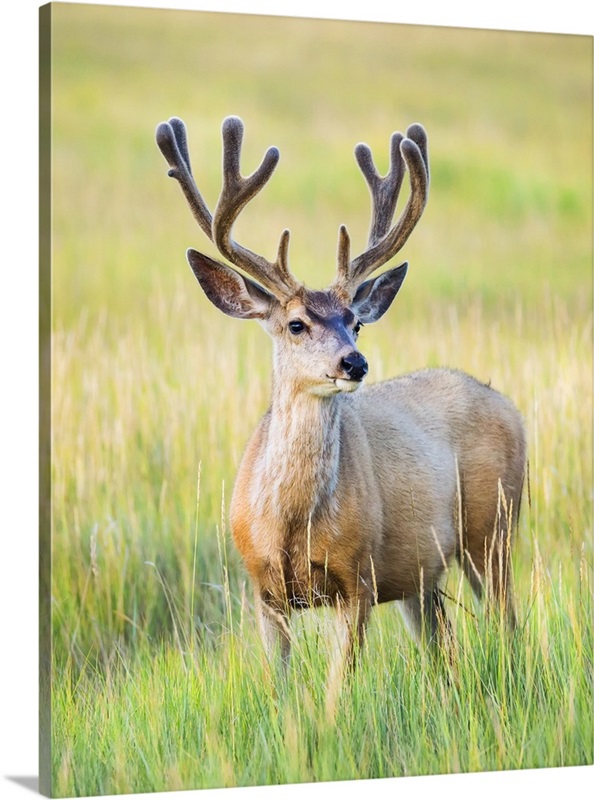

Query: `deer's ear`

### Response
(351, 262, 408, 324)
(186, 248, 277, 319)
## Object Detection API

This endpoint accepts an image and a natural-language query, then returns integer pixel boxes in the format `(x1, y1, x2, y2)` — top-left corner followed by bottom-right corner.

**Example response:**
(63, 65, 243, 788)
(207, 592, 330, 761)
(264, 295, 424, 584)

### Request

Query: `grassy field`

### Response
(48, 5, 592, 796)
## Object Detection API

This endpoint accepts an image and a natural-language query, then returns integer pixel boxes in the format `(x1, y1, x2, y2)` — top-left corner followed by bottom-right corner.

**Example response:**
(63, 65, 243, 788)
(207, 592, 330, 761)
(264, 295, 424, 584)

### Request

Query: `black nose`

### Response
(340, 351, 368, 381)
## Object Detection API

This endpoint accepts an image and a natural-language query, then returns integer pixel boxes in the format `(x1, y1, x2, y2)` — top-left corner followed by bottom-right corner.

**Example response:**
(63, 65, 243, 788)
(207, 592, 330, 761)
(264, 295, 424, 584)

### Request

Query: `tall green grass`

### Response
(48, 4, 592, 796)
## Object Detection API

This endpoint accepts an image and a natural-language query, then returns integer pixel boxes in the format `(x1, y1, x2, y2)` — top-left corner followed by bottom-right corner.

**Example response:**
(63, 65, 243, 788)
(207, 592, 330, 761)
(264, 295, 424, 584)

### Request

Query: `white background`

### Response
(0, 1, 592, 799)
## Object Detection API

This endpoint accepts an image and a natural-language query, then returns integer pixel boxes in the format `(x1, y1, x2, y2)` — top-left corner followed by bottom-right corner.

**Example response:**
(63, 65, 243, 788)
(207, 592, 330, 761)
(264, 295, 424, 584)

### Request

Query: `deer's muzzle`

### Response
(340, 351, 368, 381)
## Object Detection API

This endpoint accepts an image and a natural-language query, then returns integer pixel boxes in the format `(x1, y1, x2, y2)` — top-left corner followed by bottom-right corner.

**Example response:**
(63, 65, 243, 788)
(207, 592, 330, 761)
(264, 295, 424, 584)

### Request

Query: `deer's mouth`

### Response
(326, 375, 364, 393)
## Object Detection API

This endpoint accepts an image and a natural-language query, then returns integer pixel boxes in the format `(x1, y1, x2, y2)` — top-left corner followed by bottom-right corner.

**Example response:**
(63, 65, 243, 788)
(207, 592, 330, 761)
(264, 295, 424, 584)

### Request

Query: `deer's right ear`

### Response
(186, 248, 277, 319)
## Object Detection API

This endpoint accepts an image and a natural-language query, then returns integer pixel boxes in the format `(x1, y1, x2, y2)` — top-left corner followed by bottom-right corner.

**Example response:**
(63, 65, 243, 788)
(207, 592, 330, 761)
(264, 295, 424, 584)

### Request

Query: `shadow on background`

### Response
(6, 777, 39, 795)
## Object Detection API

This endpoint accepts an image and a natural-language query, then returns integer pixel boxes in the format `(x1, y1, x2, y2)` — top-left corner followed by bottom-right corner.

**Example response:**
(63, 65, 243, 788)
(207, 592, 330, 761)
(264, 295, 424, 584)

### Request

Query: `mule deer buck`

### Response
(156, 115, 526, 688)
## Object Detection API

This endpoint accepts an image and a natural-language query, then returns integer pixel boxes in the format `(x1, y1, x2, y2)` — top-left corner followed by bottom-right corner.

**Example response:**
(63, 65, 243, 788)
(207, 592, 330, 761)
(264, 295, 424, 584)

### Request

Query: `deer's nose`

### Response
(340, 351, 368, 381)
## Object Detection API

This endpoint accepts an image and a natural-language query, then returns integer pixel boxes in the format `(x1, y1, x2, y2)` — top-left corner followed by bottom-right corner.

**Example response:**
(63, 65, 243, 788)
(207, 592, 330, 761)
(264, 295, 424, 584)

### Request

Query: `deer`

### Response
(156, 115, 526, 698)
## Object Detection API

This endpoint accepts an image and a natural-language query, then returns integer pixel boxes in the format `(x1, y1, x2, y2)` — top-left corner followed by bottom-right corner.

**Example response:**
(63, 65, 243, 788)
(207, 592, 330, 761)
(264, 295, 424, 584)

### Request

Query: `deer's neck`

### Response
(261, 379, 342, 527)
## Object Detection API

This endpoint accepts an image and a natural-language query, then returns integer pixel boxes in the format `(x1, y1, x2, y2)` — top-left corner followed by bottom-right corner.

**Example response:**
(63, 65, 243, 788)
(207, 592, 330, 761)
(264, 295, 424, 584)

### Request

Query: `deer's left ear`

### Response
(187, 248, 277, 319)
(351, 262, 408, 324)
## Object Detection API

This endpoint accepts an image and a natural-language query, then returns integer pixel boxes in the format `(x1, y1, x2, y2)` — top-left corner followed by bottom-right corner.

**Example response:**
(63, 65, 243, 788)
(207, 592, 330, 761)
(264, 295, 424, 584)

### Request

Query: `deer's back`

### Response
(355, 367, 525, 484)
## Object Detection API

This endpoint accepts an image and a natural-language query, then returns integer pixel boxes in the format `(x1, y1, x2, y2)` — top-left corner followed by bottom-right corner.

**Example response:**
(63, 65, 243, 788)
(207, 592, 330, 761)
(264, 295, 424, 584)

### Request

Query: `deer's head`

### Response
(156, 116, 429, 396)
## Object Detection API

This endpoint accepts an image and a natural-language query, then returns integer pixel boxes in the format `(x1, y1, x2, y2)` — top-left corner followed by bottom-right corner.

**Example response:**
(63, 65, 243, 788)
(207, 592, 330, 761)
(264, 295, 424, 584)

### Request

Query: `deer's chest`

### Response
(230, 405, 375, 607)
(256, 518, 351, 610)
(233, 488, 371, 611)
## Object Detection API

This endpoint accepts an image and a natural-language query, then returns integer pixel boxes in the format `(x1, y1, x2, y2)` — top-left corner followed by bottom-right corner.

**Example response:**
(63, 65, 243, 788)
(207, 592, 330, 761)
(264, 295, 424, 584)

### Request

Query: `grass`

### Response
(47, 4, 592, 796)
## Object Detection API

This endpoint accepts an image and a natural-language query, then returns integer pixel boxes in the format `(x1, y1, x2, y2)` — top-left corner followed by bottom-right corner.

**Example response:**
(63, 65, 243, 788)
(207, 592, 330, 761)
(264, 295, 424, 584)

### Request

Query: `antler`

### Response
(156, 116, 300, 298)
(335, 123, 429, 298)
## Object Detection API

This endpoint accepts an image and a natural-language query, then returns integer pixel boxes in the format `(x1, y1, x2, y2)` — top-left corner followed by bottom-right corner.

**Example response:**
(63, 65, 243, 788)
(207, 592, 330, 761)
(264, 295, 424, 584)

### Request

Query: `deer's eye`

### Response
(288, 320, 306, 334)
(353, 322, 362, 336)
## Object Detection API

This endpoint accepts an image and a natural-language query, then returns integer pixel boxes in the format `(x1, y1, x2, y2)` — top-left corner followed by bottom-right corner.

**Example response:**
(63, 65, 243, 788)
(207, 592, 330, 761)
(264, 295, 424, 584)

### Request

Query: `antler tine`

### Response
(156, 117, 213, 240)
(336, 123, 429, 297)
(354, 130, 405, 248)
(406, 122, 429, 177)
(334, 224, 351, 299)
(213, 116, 300, 297)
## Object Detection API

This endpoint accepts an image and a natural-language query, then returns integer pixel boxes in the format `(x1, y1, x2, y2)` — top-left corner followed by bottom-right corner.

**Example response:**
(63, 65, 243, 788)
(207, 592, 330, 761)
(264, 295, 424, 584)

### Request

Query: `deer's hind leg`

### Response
(400, 589, 452, 651)
(460, 479, 521, 630)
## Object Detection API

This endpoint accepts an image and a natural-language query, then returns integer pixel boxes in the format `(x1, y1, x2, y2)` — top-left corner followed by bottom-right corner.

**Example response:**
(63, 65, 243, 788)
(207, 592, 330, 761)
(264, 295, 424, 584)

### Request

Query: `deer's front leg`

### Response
(325, 592, 371, 719)
(255, 593, 291, 668)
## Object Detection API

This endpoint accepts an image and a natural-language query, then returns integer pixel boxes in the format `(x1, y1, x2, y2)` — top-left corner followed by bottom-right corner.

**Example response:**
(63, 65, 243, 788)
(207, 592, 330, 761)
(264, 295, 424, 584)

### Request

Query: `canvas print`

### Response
(39, 3, 593, 796)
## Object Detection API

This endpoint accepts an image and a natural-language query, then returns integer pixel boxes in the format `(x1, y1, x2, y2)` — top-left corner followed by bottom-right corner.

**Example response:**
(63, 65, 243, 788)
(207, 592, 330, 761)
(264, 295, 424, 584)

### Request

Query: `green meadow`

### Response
(47, 4, 592, 796)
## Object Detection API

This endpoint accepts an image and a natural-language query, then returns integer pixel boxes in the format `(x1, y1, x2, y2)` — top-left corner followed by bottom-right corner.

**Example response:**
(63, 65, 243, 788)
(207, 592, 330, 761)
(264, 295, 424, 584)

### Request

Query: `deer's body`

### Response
(232, 366, 525, 637)
(157, 115, 526, 690)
